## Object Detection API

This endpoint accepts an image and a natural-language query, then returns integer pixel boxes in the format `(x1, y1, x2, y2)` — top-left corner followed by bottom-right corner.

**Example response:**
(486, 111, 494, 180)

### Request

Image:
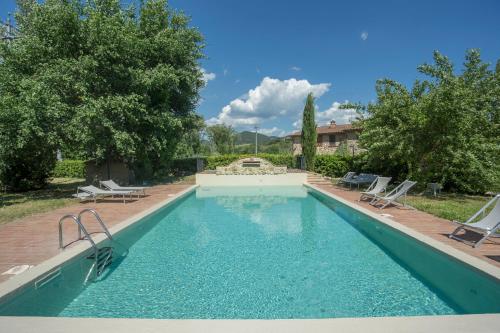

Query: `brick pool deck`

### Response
(0, 184, 192, 283)
(311, 183, 500, 268)
(0, 181, 499, 284)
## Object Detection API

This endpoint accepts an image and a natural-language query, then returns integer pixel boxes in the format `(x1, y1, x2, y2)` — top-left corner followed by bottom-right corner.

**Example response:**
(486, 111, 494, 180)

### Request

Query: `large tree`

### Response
(301, 93, 317, 171)
(0, 0, 205, 190)
(206, 124, 235, 155)
(360, 50, 500, 193)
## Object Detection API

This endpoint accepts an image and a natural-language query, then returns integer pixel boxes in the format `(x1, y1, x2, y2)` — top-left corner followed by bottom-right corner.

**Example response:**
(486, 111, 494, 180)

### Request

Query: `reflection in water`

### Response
(199, 187, 307, 236)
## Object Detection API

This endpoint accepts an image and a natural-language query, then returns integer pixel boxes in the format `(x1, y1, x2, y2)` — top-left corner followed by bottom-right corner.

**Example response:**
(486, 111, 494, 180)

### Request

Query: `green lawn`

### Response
(0, 178, 85, 225)
(404, 194, 491, 222)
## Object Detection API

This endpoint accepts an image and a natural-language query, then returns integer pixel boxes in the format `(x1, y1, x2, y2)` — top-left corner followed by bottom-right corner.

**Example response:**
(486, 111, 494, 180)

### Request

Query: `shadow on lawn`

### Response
(0, 178, 85, 208)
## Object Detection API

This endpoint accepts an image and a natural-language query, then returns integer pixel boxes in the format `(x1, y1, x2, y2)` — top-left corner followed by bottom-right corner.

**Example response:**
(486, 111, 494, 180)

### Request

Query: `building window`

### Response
(329, 135, 336, 143)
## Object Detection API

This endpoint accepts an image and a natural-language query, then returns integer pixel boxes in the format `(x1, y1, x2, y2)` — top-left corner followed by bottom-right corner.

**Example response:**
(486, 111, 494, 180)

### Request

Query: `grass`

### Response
(0, 178, 85, 225)
(404, 193, 491, 222)
(0, 175, 196, 226)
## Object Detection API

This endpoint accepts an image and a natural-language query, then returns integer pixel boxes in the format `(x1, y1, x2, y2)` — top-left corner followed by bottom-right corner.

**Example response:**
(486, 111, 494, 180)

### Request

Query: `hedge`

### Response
(313, 155, 350, 178)
(171, 154, 357, 178)
(207, 154, 295, 170)
(53, 160, 86, 178)
(171, 154, 296, 173)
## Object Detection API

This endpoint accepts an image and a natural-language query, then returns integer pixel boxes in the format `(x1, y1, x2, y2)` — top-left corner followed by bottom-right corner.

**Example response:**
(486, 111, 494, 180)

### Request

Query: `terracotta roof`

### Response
(288, 123, 359, 137)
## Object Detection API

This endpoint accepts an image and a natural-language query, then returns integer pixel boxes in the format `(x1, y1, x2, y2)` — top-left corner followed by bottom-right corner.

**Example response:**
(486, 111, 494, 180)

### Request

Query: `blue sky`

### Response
(2, 0, 500, 136)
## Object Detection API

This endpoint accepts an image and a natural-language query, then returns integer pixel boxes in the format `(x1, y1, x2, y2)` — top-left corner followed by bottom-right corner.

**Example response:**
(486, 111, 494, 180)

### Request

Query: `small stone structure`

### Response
(216, 157, 287, 175)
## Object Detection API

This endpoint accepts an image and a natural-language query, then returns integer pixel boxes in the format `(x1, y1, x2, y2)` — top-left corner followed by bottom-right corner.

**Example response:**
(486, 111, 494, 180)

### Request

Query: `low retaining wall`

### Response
(195, 173, 307, 186)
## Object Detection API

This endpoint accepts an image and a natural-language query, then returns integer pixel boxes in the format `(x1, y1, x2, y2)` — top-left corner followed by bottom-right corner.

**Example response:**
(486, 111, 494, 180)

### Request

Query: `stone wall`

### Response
(292, 137, 361, 156)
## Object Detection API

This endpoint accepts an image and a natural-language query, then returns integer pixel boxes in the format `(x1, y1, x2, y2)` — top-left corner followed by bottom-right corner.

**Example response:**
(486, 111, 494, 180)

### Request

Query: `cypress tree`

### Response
(301, 93, 317, 171)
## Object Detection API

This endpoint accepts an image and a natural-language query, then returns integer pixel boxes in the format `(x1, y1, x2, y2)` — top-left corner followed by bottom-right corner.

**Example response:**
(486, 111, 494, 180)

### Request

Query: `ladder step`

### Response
(96, 247, 113, 276)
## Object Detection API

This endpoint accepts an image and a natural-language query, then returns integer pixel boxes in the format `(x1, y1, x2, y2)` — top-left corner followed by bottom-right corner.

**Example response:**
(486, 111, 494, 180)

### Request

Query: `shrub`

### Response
(170, 154, 297, 173)
(205, 155, 241, 170)
(53, 160, 86, 178)
(170, 157, 199, 174)
(313, 155, 350, 178)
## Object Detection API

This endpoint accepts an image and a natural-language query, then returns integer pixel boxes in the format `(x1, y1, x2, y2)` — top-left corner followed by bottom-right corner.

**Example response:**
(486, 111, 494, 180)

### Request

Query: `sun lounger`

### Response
(370, 180, 417, 209)
(100, 180, 148, 196)
(449, 194, 500, 248)
(359, 177, 392, 201)
(345, 173, 378, 189)
(337, 172, 356, 185)
(77, 185, 133, 204)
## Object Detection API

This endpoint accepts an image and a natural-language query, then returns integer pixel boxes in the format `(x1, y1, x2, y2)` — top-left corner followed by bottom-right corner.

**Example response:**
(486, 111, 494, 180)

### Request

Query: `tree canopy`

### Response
(359, 50, 500, 193)
(0, 0, 205, 190)
(206, 124, 235, 155)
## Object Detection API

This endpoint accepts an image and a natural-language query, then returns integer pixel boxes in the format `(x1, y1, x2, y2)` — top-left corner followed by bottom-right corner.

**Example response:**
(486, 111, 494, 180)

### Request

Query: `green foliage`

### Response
(174, 115, 205, 158)
(259, 153, 295, 168)
(360, 49, 500, 193)
(313, 155, 350, 178)
(206, 124, 236, 154)
(0, 0, 205, 190)
(234, 138, 292, 154)
(301, 93, 317, 171)
(170, 157, 199, 174)
(235, 131, 277, 145)
(53, 160, 86, 178)
(171, 154, 296, 173)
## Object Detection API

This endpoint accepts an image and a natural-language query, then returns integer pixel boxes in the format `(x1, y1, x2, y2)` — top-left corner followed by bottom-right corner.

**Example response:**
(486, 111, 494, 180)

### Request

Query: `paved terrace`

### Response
(0, 183, 192, 283)
(310, 181, 500, 268)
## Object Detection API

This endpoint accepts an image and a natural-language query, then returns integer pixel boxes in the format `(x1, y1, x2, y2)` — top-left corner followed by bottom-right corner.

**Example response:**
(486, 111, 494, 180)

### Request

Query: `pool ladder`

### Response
(58, 209, 113, 279)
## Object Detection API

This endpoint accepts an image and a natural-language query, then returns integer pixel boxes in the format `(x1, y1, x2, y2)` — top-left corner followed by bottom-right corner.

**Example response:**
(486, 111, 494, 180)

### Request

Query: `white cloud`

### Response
(223, 68, 229, 76)
(292, 102, 358, 129)
(361, 31, 368, 41)
(201, 68, 216, 83)
(259, 127, 286, 137)
(207, 77, 331, 128)
(290, 66, 301, 71)
(316, 102, 358, 125)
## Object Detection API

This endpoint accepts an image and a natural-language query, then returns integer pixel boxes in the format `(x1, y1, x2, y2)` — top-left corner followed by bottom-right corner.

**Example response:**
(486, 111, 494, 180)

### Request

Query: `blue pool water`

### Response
(52, 186, 459, 318)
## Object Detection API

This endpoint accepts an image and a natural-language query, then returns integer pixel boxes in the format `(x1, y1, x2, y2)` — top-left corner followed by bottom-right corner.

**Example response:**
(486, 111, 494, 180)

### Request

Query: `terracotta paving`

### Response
(0, 184, 192, 283)
(312, 183, 500, 268)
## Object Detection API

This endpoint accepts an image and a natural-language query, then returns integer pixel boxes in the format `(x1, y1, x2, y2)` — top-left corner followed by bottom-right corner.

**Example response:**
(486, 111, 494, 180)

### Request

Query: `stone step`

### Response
(307, 177, 330, 181)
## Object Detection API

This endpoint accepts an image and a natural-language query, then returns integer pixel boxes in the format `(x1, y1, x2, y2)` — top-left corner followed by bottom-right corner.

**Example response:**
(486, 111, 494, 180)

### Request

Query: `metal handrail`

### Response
(77, 208, 113, 241)
(58, 214, 96, 250)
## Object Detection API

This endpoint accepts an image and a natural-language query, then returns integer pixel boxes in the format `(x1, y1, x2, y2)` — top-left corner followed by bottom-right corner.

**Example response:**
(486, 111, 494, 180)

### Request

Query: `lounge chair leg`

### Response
(449, 226, 462, 238)
(379, 201, 389, 209)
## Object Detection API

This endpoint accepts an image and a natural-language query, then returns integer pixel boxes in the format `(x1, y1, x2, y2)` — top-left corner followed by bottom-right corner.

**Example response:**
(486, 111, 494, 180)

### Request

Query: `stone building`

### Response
(288, 121, 361, 156)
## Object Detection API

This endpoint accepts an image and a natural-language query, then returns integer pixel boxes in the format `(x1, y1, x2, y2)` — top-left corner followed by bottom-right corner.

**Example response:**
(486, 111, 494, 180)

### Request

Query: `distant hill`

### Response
(235, 131, 278, 145)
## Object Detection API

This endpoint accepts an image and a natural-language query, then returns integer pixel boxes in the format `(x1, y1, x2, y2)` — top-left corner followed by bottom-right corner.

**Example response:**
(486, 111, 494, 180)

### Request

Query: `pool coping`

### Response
(0, 184, 199, 304)
(304, 182, 500, 281)
(0, 314, 499, 332)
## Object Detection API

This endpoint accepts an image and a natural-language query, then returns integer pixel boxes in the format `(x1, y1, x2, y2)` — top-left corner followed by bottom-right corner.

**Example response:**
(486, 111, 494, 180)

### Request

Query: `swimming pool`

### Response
(0, 186, 499, 318)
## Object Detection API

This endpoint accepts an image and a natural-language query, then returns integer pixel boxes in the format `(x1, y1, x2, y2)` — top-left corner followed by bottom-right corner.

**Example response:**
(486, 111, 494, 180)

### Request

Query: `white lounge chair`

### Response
(449, 194, 500, 248)
(370, 180, 417, 209)
(359, 177, 392, 201)
(100, 180, 148, 196)
(77, 185, 133, 204)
